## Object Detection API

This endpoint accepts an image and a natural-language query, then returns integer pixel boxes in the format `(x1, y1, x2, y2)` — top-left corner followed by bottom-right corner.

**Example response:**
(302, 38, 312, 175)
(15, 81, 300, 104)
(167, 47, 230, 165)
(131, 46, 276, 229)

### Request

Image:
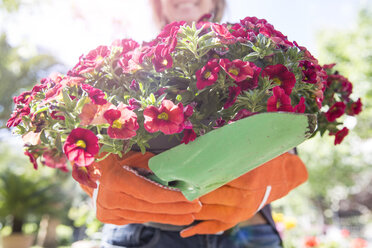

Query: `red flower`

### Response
(181, 128, 197, 144)
(74, 46, 110, 74)
(111, 38, 139, 55)
(294, 97, 306, 113)
(144, 100, 184, 135)
(351, 238, 368, 248)
(231, 109, 255, 122)
(24, 150, 38, 170)
(235, 62, 262, 91)
(152, 44, 173, 72)
(129, 79, 139, 91)
(196, 59, 221, 90)
(325, 102, 346, 122)
(327, 74, 353, 101)
(267, 86, 293, 112)
(211, 23, 236, 44)
(128, 98, 141, 110)
(51, 111, 65, 120)
(81, 84, 107, 105)
(42, 150, 68, 172)
(219, 59, 254, 82)
(331, 127, 349, 145)
(347, 98, 362, 116)
(103, 103, 139, 140)
(304, 236, 319, 248)
(224, 86, 241, 109)
(299, 60, 318, 84)
(72, 163, 100, 188)
(63, 128, 99, 167)
(7, 106, 30, 128)
(13, 91, 33, 105)
(79, 102, 114, 126)
(262, 64, 296, 95)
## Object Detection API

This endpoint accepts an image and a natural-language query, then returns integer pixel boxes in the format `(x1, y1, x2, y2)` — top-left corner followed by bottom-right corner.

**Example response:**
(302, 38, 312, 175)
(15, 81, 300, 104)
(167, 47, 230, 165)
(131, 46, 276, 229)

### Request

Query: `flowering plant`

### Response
(8, 16, 362, 187)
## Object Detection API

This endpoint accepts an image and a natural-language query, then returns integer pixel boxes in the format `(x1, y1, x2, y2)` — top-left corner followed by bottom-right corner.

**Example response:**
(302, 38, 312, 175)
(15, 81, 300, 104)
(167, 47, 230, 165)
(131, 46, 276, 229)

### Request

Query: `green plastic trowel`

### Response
(148, 112, 317, 201)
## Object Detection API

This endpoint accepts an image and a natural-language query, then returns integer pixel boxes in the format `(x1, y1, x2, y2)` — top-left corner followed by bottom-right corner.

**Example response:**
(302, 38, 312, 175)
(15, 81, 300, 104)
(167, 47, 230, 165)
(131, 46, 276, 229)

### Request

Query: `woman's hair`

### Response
(149, 0, 226, 29)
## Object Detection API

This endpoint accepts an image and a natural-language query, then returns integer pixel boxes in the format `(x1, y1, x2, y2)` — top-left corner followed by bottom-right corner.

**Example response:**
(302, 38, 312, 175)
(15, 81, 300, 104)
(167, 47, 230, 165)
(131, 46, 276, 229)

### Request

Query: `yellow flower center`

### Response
(157, 112, 169, 120)
(162, 59, 168, 66)
(204, 71, 212, 79)
(112, 119, 122, 129)
(96, 55, 104, 63)
(76, 140, 87, 149)
(276, 101, 281, 109)
(228, 67, 240, 76)
(273, 77, 282, 85)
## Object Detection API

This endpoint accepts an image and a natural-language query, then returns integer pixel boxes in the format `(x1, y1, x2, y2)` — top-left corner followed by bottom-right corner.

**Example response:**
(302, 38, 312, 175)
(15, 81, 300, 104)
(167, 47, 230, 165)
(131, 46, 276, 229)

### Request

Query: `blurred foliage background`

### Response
(0, 0, 371, 247)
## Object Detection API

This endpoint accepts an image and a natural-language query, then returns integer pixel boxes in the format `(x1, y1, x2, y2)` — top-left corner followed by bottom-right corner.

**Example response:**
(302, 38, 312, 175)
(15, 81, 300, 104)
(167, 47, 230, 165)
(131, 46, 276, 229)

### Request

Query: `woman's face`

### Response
(160, 0, 215, 24)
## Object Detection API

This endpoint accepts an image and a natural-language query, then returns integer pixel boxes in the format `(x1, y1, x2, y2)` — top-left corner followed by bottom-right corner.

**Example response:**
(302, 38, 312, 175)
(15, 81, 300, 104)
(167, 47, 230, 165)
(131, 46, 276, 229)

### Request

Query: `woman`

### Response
(97, 1, 288, 247)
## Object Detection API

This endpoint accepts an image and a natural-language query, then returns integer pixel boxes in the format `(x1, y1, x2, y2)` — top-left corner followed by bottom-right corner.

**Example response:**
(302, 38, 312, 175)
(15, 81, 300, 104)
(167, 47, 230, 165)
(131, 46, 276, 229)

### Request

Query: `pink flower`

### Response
(325, 102, 346, 122)
(219, 59, 254, 82)
(81, 84, 107, 105)
(267, 86, 293, 112)
(196, 58, 221, 90)
(262, 64, 296, 95)
(63, 128, 99, 167)
(103, 104, 139, 140)
(144, 100, 184, 135)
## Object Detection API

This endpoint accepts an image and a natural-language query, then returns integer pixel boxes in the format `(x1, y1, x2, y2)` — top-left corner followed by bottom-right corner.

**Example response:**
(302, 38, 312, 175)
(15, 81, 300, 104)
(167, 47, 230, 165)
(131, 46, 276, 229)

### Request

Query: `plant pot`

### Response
(1, 234, 34, 248)
(149, 112, 316, 200)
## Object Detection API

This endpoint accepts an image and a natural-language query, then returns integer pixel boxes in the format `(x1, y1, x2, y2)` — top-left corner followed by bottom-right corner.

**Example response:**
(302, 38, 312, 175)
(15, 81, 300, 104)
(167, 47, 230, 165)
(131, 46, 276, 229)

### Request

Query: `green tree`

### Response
(0, 33, 57, 127)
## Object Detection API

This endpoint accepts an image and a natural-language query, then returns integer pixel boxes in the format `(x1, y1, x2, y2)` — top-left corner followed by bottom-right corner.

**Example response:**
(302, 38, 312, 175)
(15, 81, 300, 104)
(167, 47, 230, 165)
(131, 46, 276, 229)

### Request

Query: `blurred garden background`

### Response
(0, 0, 371, 247)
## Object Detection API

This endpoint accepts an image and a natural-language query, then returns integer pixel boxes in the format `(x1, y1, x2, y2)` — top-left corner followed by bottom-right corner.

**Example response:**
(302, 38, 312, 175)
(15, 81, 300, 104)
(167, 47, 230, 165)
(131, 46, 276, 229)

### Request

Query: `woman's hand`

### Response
(81, 151, 202, 226)
(180, 152, 308, 237)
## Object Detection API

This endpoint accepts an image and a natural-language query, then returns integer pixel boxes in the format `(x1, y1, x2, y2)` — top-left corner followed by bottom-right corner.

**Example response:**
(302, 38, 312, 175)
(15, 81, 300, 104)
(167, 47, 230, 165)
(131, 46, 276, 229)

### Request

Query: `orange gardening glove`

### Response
(80, 151, 201, 226)
(180, 152, 308, 237)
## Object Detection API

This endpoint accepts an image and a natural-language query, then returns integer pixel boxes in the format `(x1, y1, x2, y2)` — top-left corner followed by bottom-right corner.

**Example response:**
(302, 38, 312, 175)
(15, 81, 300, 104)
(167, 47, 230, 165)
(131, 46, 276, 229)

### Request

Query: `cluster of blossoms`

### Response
(8, 16, 362, 187)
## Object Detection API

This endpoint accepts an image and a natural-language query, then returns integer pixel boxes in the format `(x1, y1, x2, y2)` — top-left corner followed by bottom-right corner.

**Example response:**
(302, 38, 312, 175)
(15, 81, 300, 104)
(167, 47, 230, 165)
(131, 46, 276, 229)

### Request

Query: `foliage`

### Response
(0, 33, 57, 128)
(0, 169, 67, 234)
(317, 7, 372, 138)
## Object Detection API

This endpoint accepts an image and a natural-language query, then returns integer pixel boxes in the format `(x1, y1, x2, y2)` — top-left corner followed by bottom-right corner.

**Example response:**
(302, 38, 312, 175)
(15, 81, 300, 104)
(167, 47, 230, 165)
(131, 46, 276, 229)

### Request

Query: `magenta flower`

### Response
(103, 104, 139, 140)
(196, 59, 221, 90)
(267, 86, 293, 112)
(144, 100, 184, 135)
(63, 128, 99, 167)
(219, 59, 254, 82)
(262, 64, 296, 95)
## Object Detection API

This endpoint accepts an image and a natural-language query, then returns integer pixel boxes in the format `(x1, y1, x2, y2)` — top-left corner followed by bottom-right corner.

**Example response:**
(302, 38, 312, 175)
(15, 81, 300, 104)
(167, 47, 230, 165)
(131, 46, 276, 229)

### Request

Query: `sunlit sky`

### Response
(1, 0, 371, 67)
